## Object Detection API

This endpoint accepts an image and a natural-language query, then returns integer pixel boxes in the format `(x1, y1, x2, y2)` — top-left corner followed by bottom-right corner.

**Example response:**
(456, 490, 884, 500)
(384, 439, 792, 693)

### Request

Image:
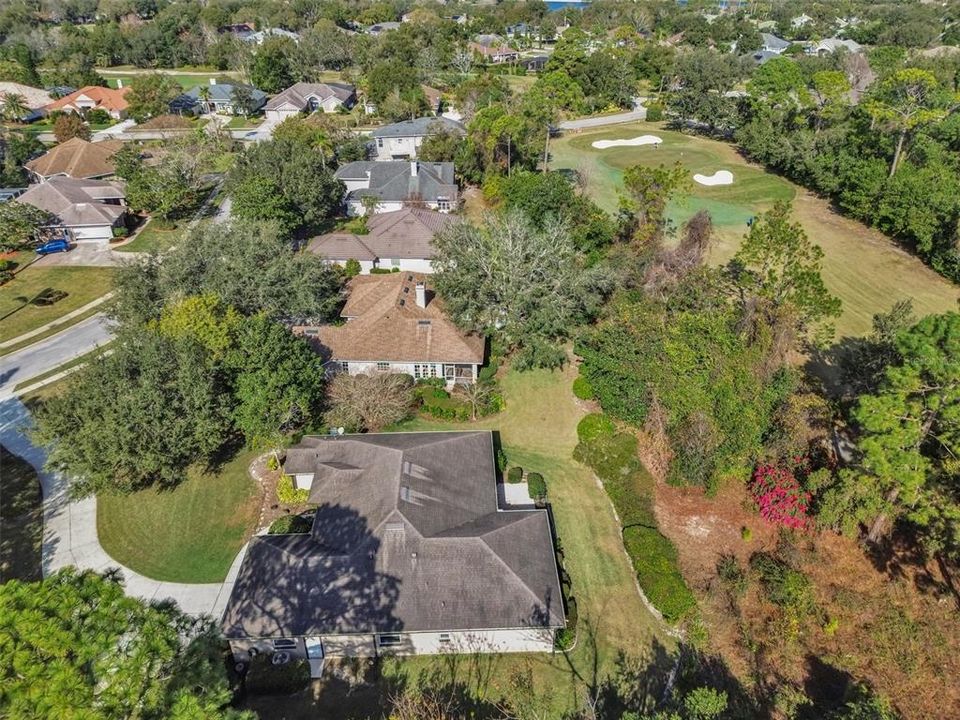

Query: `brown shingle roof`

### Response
(25, 138, 123, 180)
(305, 272, 484, 364)
(307, 208, 458, 262)
(17, 176, 125, 227)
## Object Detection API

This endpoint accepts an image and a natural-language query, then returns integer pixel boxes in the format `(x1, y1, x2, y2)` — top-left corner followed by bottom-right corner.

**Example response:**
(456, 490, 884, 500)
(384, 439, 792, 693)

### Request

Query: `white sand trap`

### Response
(591, 135, 662, 149)
(693, 170, 734, 186)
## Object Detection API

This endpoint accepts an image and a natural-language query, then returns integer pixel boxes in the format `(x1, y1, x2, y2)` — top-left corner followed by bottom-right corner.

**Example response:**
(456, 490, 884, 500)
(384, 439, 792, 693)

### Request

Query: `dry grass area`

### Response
(652, 476, 960, 719)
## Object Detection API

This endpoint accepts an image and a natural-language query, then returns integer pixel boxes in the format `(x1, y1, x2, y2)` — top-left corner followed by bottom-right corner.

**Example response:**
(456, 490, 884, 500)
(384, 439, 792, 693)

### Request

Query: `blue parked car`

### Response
(36, 238, 70, 255)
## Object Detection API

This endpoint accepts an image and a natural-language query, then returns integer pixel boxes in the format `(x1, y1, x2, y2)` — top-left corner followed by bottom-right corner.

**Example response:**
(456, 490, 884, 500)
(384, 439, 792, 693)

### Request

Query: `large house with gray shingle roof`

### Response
(221, 430, 564, 675)
(263, 82, 356, 123)
(371, 116, 464, 161)
(334, 160, 458, 216)
(307, 207, 458, 273)
(16, 176, 126, 242)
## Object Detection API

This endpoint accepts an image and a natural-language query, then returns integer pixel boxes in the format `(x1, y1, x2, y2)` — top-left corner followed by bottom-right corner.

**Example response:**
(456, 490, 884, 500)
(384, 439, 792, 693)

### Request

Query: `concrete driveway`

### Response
(34, 243, 139, 267)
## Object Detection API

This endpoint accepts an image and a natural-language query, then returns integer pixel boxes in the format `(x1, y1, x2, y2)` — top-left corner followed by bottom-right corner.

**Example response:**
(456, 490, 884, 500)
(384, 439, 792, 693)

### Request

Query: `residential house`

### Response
(0, 188, 26, 202)
(760, 33, 791, 54)
(16, 176, 126, 242)
(245, 27, 301, 44)
(299, 272, 484, 382)
(25, 137, 123, 182)
(813, 37, 862, 54)
(520, 55, 549, 72)
(371, 117, 465, 161)
(791, 13, 814, 28)
(334, 160, 458, 216)
(263, 82, 356, 123)
(171, 81, 267, 116)
(469, 36, 520, 64)
(45, 85, 131, 120)
(749, 49, 781, 65)
(0, 82, 53, 122)
(307, 207, 458, 273)
(221, 430, 564, 676)
(217, 23, 255, 40)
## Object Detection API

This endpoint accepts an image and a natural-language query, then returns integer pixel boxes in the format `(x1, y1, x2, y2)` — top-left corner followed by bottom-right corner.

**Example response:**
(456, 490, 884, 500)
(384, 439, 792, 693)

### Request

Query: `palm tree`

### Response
(1, 93, 29, 123)
(197, 85, 212, 113)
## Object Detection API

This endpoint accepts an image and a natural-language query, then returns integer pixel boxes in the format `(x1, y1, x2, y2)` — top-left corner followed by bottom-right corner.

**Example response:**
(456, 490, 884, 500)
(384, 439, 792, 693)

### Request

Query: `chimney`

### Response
(415, 281, 426, 308)
(410, 161, 418, 177)
(209, 77, 217, 85)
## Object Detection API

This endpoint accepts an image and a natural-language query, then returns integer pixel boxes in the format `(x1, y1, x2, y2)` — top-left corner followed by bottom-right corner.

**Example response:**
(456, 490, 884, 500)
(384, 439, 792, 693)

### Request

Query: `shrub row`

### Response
(268, 513, 313, 535)
(574, 413, 696, 623)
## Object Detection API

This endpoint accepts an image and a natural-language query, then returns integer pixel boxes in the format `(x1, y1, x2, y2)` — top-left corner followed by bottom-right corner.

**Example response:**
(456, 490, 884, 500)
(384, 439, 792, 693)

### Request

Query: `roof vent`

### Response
(407, 274, 414, 281)
(400, 485, 412, 501)
(417, 319, 431, 326)
(403, 286, 409, 293)
(399, 299, 405, 306)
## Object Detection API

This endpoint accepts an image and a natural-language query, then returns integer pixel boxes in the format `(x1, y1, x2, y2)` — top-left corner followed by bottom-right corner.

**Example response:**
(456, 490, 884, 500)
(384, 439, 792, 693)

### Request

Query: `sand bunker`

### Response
(693, 170, 734, 186)
(591, 135, 662, 149)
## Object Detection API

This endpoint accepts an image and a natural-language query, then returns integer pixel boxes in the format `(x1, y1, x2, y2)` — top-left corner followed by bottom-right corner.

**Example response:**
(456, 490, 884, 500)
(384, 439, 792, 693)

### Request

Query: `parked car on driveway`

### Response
(36, 238, 71, 255)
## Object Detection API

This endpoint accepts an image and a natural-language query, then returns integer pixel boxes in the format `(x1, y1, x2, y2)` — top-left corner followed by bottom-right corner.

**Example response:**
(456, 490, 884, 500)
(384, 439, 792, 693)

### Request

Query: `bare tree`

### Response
(642, 209, 713, 298)
(454, 381, 492, 421)
(451, 47, 474, 76)
(325, 373, 414, 432)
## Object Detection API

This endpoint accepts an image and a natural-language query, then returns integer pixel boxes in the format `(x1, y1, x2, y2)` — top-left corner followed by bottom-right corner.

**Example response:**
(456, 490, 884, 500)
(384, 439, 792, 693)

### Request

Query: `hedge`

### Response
(645, 102, 664, 122)
(244, 655, 311, 695)
(572, 376, 594, 400)
(622, 525, 696, 622)
(527, 471, 546, 500)
(576, 413, 615, 444)
(507, 466, 523, 483)
(276, 475, 309, 505)
(268, 513, 313, 534)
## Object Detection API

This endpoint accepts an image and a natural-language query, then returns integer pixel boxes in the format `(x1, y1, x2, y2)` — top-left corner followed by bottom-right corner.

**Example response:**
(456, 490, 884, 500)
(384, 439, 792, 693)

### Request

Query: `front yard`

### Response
(97, 449, 261, 583)
(0, 255, 114, 345)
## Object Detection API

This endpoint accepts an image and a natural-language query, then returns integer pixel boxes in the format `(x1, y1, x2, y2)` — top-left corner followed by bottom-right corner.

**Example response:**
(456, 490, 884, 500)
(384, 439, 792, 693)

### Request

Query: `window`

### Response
(340, 361, 350, 373)
(438, 633, 451, 644)
(377, 138, 383, 147)
(273, 638, 297, 650)
(437, 200, 451, 211)
(377, 633, 403, 648)
(377, 362, 389, 372)
(414, 364, 437, 379)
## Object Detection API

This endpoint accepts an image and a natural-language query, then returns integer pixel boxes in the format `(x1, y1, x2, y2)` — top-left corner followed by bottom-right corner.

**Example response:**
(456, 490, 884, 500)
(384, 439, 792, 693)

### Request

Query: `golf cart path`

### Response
(0, 396, 247, 617)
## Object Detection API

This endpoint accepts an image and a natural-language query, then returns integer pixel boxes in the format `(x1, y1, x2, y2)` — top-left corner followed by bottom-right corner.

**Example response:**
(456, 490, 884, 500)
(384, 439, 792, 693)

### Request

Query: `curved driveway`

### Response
(0, 396, 247, 617)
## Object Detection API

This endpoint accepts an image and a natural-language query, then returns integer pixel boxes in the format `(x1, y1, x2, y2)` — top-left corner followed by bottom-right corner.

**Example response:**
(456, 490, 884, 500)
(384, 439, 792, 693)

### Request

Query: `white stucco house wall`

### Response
(371, 116, 465, 161)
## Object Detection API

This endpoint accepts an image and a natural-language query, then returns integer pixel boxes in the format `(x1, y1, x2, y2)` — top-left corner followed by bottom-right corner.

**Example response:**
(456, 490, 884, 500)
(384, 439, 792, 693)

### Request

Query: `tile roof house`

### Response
(334, 160, 458, 216)
(45, 85, 131, 120)
(171, 82, 267, 116)
(469, 35, 519, 64)
(16, 176, 126, 242)
(263, 82, 357, 123)
(0, 82, 53, 122)
(297, 272, 484, 383)
(371, 116, 464, 161)
(221, 430, 564, 675)
(307, 207, 458, 273)
(25, 138, 123, 182)
(367, 21, 402, 35)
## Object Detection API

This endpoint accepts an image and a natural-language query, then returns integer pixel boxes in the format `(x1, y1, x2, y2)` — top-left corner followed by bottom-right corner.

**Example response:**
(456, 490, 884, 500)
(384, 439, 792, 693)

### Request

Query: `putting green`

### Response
(551, 123, 794, 230)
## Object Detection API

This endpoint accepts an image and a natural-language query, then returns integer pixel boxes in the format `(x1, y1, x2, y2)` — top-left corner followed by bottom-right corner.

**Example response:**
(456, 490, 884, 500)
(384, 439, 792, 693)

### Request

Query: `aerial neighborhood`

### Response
(1, 1, 959, 719)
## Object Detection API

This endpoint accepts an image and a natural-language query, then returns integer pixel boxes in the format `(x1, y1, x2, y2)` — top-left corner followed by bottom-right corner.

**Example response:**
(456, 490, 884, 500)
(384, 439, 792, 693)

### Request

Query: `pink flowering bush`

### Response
(749, 463, 813, 531)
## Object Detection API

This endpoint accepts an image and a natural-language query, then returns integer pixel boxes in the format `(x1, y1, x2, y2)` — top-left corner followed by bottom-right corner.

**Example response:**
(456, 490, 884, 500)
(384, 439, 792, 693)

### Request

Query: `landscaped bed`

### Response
(0, 256, 114, 344)
(97, 450, 260, 583)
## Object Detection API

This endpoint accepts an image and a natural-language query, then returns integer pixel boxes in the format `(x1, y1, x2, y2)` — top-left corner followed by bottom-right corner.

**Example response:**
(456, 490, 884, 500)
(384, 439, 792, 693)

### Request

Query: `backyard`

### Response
(0, 255, 114, 346)
(242, 363, 673, 718)
(96, 449, 260, 583)
(551, 122, 960, 338)
(115, 221, 183, 253)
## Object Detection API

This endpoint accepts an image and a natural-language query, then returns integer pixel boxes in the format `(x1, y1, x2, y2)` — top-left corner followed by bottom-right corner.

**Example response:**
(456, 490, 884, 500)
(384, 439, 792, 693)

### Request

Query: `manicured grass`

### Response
(551, 122, 960, 337)
(99, 70, 240, 89)
(0, 445, 43, 582)
(380, 364, 673, 715)
(97, 450, 260, 583)
(114, 223, 182, 253)
(0, 260, 114, 343)
(225, 115, 265, 129)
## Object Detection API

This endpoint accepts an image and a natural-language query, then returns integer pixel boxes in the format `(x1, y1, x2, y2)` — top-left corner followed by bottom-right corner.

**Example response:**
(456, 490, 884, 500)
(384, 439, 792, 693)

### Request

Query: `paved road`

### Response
(559, 97, 649, 131)
(0, 396, 245, 616)
(0, 314, 113, 398)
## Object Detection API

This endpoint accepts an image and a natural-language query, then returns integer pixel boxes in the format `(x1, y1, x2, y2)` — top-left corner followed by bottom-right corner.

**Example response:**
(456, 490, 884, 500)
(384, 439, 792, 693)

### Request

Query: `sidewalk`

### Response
(0, 293, 114, 350)
(0, 396, 245, 617)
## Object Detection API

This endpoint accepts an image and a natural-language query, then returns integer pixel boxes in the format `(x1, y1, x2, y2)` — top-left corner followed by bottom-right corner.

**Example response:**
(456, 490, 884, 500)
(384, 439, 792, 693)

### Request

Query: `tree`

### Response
(325, 372, 414, 432)
(864, 68, 954, 176)
(620, 162, 690, 245)
(418, 123, 462, 163)
(730, 201, 841, 335)
(250, 36, 294, 93)
(0, 201, 52, 252)
(432, 211, 612, 368)
(113, 220, 343, 326)
(454, 381, 493, 421)
(53, 112, 91, 142)
(0, 91, 27, 122)
(126, 72, 182, 122)
(230, 84, 254, 117)
(810, 70, 851, 132)
(748, 56, 808, 108)
(821, 312, 960, 560)
(0, 569, 252, 720)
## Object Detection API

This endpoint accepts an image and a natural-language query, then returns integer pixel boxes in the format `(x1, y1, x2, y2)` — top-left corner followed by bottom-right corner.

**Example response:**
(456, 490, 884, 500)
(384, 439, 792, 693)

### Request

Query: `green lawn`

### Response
(115, 222, 182, 253)
(97, 450, 260, 583)
(551, 121, 960, 337)
(225, 115, 265, 129)
(0, 445, 43, 582)
(99, 70, 240, 90)
(0, 258, 114, 344)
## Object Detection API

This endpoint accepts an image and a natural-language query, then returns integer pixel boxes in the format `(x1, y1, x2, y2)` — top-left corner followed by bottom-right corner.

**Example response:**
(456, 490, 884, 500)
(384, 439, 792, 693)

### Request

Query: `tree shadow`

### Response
(797, 654, 854, 719)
